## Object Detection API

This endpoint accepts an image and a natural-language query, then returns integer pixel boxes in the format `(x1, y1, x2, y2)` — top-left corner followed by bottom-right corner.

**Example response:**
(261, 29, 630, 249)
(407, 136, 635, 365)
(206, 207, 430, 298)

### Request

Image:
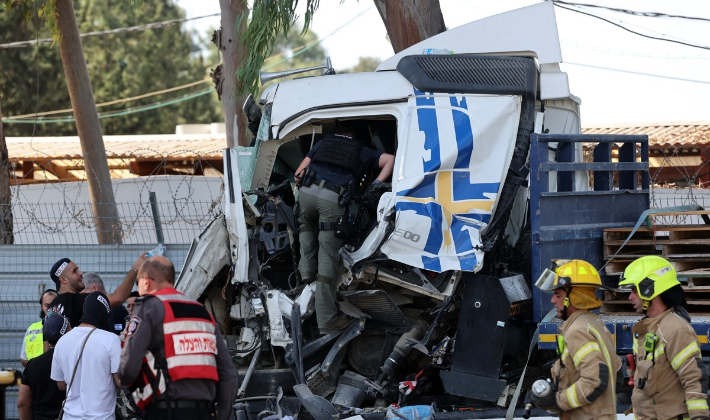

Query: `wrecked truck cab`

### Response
(175, 1, 588, 415)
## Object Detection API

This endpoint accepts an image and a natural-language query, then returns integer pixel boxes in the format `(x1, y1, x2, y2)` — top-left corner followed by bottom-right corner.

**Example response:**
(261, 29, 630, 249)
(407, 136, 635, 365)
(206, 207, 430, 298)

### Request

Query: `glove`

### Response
(363, 181, 391, 209)
(531, 392, 557, 410)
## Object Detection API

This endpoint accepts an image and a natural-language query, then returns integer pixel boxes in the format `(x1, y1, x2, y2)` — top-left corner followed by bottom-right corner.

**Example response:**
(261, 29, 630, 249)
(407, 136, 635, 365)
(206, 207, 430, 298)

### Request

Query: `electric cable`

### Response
(564, 61, 710, 84)
(553, 1, 710, 22)
(553, 2, 710, 51)
(3, 88, 214, 124)
(0, 13, 220, 49)
(8, 79, 212, 120)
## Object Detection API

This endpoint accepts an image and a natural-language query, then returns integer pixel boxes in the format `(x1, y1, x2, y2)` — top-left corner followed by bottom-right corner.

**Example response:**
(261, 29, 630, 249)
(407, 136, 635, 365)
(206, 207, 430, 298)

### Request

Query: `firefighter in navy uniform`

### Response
(533, 260, 621, 420)
(118, 256, 238, 420)
(619, 256, 710, 420)
(294, 124, 394, 334)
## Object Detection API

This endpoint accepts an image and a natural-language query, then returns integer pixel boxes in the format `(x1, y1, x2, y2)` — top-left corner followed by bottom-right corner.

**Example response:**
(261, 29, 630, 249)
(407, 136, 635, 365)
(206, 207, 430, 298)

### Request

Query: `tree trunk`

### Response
(54, 0, 123, 244)
(373, 0, 446, 53)
(0, 100, 14, 244)
(219, 0, 250, 147)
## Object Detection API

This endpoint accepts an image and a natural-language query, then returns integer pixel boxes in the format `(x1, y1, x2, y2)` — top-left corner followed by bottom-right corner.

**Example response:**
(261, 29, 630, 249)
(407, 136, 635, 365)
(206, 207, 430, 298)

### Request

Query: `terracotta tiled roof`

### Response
(582, 122, 710, 149)
(6, 133, 228, 160)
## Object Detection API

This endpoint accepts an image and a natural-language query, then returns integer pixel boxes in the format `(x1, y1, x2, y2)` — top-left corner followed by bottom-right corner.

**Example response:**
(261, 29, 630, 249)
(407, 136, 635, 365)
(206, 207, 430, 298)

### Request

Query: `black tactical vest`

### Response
(310, 134, 362, 176)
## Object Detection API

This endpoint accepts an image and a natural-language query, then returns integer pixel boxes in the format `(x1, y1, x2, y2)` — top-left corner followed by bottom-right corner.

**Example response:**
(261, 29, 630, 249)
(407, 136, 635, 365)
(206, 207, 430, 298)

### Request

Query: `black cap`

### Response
(129, 291, 140, 298)
(80, 291, 111, 331)
(50, 258, 72, 288)
(43, 314, 70, 346)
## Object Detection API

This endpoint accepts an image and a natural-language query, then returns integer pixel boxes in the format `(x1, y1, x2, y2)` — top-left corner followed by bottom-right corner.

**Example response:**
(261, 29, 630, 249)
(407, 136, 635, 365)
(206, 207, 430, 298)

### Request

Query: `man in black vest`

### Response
(294, 124, 394, 334)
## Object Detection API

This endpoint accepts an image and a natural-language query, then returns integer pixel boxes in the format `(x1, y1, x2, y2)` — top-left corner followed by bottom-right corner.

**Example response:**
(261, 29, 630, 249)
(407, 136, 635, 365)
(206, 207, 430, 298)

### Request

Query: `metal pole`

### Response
(148, 191, 164, 244)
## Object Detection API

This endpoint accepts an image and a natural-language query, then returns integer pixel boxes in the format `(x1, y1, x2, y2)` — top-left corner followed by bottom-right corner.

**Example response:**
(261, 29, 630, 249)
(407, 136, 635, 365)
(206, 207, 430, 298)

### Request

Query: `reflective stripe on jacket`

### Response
(129, 351, 167, 410)
(551, 310, 621, 420)
(631, 308, 709, 420)
(153, 288, 219, 383)
(24, 320, 44, 360)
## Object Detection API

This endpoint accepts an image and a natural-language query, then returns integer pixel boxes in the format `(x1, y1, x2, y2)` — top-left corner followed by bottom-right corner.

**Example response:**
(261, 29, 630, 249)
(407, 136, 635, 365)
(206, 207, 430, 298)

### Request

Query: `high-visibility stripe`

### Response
(687, 399, 709, 411)
(671, 342, 700, 370)
(633, 338, 638, 354)
(573, 342, 600, 367)
(163, 320, 215, 334)
(154, 293, 196, 303)
(166, 354, 217, 369)
(567, 384, 581, 408)
(588, 324, 617, 413)
(645, 344, 665, 360)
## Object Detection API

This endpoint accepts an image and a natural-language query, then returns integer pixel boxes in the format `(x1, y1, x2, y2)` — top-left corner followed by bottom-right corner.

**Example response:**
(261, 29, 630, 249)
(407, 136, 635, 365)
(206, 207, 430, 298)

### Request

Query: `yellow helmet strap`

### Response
(643, 299, 650, 311)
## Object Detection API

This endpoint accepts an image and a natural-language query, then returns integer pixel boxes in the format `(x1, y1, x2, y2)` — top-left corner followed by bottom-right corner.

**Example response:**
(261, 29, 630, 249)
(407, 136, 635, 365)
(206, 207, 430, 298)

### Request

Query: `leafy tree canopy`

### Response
(0, 0, 221, 136)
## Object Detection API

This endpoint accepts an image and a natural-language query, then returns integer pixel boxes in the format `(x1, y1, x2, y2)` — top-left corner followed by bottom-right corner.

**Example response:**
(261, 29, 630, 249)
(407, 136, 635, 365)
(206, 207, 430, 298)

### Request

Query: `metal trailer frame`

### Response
(529, 133, 650, 323)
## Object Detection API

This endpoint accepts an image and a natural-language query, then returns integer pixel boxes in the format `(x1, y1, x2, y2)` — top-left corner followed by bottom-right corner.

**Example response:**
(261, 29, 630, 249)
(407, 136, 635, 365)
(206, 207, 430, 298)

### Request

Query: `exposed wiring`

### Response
(0, 13, 221, 49)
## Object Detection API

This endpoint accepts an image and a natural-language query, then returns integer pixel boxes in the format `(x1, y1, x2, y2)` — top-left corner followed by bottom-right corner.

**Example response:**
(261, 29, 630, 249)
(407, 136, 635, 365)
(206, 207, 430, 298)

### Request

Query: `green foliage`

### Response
(1, 0, 221, 136)
(236, 0, 322, 97)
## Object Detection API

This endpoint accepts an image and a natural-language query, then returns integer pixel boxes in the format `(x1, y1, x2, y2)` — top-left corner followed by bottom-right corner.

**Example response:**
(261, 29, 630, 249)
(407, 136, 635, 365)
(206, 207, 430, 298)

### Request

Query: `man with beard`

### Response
(48, 255, 145, 327)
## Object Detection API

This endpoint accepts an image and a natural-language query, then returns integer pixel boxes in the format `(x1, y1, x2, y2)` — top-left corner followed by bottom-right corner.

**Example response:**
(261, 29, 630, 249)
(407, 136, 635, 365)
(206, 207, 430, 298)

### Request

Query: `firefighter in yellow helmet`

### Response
(532, 259, 621, 420)
(618, 255, 709, 420)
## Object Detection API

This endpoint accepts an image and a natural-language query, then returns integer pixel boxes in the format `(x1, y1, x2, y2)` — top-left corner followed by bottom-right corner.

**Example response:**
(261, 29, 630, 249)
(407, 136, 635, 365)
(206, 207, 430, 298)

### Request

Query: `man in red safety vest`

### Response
(118, 256, 238, 420)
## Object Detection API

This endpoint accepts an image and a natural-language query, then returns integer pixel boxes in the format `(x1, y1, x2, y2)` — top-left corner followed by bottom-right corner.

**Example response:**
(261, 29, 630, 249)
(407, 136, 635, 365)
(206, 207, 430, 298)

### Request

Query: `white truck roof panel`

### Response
(377, 2, 562, 71)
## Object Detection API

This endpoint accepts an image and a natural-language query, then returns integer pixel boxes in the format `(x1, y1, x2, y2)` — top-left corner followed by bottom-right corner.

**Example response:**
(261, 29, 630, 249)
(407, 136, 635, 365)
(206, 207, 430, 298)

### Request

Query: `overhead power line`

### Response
(553, 1, 710, 22)
(8, 79, 212, 119)
(562, 40, 710, 60)
(2, 88, 214, 124)
(553, 3, 710, 51)
(0, 13, 220, 49)
(565, 61, 710, 84)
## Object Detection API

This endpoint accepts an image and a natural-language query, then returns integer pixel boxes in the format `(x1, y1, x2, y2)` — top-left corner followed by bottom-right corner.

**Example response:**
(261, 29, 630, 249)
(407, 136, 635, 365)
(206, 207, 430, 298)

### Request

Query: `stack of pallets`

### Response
(602, 211, 710, 314)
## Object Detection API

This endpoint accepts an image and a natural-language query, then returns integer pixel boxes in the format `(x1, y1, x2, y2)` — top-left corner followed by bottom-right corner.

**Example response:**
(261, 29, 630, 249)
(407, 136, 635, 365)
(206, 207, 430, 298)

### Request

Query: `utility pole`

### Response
(54, 0, 123, 244)
(218, 0, 249, 147)
(0, 100, 14, 244)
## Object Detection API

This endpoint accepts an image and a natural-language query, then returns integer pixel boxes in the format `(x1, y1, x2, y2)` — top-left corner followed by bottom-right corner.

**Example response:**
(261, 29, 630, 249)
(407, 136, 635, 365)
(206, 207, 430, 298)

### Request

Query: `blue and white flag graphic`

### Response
(380, 90, 522, 273)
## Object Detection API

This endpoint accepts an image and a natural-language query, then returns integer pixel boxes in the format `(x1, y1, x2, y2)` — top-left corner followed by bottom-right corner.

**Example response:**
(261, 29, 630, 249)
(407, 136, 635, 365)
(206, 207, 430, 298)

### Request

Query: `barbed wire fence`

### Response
(1, 149, 226, 419)
(2, 143, 710, 418)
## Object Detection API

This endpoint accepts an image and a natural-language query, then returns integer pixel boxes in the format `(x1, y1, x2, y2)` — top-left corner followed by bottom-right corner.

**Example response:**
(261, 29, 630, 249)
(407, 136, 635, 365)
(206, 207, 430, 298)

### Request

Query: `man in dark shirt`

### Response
(17, 314, 70, 420)
(48, 254, 145, 327)
(82, 272, 130, 335)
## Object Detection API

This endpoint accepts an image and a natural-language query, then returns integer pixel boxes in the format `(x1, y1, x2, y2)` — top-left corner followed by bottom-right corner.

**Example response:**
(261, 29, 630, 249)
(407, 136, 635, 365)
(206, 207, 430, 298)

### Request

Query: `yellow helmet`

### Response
(618, 256, 679, 301)
(536, 259, 613, 292)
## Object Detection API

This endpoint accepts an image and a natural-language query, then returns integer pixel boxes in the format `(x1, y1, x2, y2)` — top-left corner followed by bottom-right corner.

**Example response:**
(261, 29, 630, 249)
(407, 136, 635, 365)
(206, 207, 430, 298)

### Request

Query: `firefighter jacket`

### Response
(551, 310, 621, 420)
(23, 320, 44, 360)
(631, 307, 709, 420)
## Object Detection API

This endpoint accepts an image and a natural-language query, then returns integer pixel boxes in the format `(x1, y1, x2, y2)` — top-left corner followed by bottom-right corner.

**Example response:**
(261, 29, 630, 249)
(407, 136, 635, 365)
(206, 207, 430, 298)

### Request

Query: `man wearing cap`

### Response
(20, 289, 57, 367)
(51, 291, 122, 420)
(17, 314, 70, 420)
(119, 256, 238, 420)
(619, 255, 710, 420)
(82, 272, 130, 336)
(48, 253, 145, 327)
(531, 260, 621, 420)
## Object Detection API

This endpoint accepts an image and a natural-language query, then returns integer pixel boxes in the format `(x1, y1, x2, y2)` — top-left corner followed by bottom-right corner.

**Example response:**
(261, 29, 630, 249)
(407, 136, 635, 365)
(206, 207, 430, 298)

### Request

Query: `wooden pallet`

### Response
(602, 212, 710, 314)
(603, 286, 710, 314)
